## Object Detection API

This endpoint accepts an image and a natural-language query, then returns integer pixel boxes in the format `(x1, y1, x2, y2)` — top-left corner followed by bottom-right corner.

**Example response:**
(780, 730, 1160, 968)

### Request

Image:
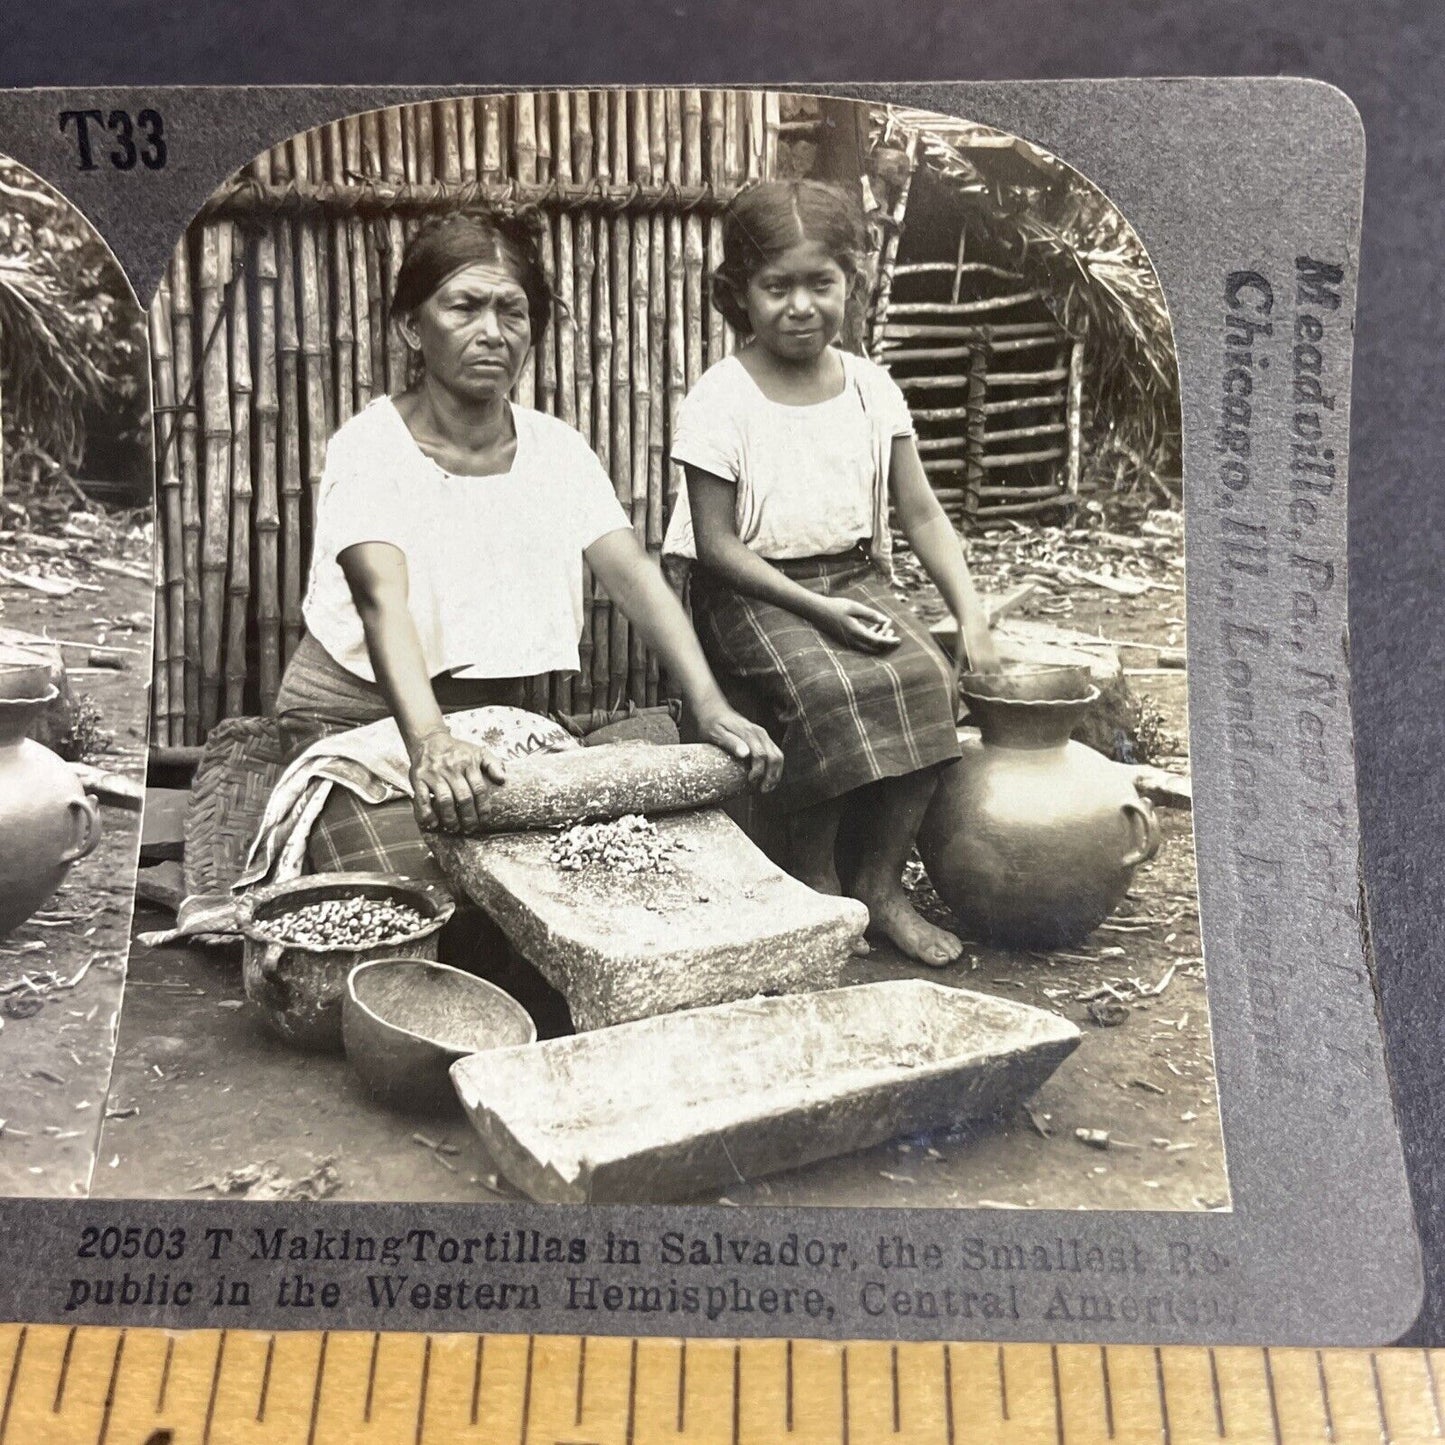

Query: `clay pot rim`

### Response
(961, 683, 1101, 710)
(0, 684, 60, 710)
(345, 956, 537, 1055)
(238, 870, 455, 950)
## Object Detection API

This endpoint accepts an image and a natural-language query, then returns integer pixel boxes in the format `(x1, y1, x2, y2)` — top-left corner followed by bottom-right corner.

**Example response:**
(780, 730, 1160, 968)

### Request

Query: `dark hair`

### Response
(391, 207, 553, 343)
(711, 180, 868, 335)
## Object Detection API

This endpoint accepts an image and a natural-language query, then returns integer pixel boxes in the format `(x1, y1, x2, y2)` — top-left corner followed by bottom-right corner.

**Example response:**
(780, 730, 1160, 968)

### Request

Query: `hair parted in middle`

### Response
(710, 179, 869, 336)
(391, 205, 555, 344)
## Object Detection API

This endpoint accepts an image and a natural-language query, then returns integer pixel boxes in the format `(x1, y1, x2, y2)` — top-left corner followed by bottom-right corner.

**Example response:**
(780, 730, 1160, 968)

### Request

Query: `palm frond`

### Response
(0, 254, 106, 469)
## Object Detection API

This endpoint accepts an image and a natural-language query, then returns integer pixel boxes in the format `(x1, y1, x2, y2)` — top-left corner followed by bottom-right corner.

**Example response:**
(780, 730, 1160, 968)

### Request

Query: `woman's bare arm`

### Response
(340, 541, 506, 830)
(888, 436, 1000, 671)
(585, 526, 783, 789)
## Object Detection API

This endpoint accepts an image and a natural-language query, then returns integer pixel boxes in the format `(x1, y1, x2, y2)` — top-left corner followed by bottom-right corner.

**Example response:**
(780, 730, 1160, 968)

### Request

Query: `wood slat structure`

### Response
(147, 90, 788, 745)
(865, 118, 1086, 526)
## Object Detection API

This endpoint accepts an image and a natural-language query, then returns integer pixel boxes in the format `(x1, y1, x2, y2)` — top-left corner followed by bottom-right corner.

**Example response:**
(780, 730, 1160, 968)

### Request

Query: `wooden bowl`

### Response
(343, 957, 536, 1111)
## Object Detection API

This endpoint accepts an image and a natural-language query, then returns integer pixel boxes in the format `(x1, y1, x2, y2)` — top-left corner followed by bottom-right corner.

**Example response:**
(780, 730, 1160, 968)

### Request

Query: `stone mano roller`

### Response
(428, 742, 870, 1030)
(457, 741, 755, 833)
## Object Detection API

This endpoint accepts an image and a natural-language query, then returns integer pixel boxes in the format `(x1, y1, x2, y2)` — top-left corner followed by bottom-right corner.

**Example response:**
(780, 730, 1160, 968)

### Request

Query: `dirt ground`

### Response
(97, 528, 1229, 1213)
(0, 564, 149, 1198)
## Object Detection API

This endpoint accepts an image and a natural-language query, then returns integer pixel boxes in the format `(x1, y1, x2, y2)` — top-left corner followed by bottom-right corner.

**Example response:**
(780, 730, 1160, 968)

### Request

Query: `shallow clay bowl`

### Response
(960, 662, 1092, 704)
(343, 957, 537, 1112)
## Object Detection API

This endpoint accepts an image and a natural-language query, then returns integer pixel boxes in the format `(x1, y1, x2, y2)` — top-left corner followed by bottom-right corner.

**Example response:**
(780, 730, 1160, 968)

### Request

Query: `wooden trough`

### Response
(450, 979, 1081, 1203)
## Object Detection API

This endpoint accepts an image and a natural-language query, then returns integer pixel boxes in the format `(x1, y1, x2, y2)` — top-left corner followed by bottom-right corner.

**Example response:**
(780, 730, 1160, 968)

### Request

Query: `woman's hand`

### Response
(960, 615, 1002, 674)
(692, 696, 785, 792)
(812, 596, 901, 653)
(408, 727, 508, 833)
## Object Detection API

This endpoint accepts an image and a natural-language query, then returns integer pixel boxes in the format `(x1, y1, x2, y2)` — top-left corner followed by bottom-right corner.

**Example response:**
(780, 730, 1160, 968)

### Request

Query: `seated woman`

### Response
(272, 206, 781, 883)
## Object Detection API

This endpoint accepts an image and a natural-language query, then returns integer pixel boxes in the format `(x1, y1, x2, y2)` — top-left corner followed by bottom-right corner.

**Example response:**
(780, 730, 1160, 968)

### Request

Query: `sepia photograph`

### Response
(82, 89, 1222, 1211)
(0, 153, 153, 1196)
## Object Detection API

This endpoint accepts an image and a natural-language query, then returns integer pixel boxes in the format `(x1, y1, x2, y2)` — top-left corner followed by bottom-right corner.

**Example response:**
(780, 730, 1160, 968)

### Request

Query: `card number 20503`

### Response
(58, 108, 166, 171)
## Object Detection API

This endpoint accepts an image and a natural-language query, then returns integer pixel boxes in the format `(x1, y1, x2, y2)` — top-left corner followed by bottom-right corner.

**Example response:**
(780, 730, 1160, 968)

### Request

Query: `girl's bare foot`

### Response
(854, 881, 962, 967)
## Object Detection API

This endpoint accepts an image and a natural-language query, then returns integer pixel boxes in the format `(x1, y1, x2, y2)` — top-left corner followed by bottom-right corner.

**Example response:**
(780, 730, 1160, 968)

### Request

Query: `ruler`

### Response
(1, 1325, 1443, 1443)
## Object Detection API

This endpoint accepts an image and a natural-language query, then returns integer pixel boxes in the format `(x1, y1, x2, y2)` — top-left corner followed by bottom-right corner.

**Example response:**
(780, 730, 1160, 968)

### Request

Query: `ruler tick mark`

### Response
(997, 1344, 1009, 1421)
(364, 1331, 381, 1421)
(414, 1336, 432, 1445)
(733, 1343, 742, 1445)
(575, 1334, 587, 1425)
(53, 1324, 77, 1412)
(521, 1335, 536, 1445)
(678, 1339, 688, 1433)
(1262, 1347, 1282, 1445)
(95, 1330, 126, 1445)
(942, 1345, 956, 1445)
(256, 1335, 274, 1423)
(784, 1338, 792, 1432)
(306, 1332, 330, 1445)
(470, 1336, 484, 1426)
(0, 1327, 26, 1445)
(624, 1338, 637, 1445)
(1316, 1350, 1335, 1441)
(1370, 1352, 1390, 1443)
(1154, 1347, 1172, 1445)
(1100, 1347, 1115, 1439)
(892, 1343, 901, 1433)
(1051, 1344, 1065, 1445)
(1208, 1347, 1226, 1437)
(202, 1329, 227, 1445)
(1425, 1350, 1443, 1437)
(159, 1335, 175, 1415)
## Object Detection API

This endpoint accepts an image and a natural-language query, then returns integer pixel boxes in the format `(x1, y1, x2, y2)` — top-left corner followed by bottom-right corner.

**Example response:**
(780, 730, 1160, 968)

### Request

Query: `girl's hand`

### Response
(692, 697, 785, 792)
(813, 597, 901, 653)
(960, 617, 1002, 674)
(408, 728, 508, 833)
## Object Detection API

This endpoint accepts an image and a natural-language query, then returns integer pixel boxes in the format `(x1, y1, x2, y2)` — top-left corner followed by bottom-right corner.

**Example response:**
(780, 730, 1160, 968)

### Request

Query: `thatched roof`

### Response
(875, 106, 1181, 487)
(0, 162, 109, 474)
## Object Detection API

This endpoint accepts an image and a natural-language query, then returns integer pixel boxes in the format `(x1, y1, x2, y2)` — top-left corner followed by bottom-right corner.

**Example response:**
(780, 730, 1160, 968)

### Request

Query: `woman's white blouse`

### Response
(303, 396, 631, 681)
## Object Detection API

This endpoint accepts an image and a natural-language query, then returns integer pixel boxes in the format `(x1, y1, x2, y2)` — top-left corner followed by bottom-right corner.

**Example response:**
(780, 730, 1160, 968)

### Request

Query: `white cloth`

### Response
(137, 707, 581, 948)
(303, 396, 631, 682)
(662, 350, 915, 569)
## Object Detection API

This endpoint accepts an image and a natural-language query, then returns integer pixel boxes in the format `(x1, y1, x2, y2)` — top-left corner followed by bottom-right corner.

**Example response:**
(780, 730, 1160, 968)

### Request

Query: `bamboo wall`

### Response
(149, 90, 791, 746)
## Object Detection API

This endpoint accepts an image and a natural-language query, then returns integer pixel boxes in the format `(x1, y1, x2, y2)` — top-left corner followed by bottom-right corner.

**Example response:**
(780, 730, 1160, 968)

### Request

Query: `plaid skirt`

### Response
(271, 634, 680, 880)
(689, 548, 961, 811)
(272, 634, 538, 882)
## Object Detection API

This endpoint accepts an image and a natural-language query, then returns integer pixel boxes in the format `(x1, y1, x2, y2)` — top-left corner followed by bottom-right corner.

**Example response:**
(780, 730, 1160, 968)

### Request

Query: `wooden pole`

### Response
(381, 107, 409, 392)
(608, 91, 633, 710)
(149, 280, 182, 743)
(592, 93, 614, 710)
(682, 90, 705, 394)
(169, 244, 202, 743)
(705, 91, 727, 365)
(291, 137, 329, 521)
(253, 224, 283, 713)
(275, 220, 306, 666)
(343, 117, 374, 410)
(148, 279, 186, 746)
(226, 230, 254, 720)
(1065, 337, 1085, 500)
(196, 222, 233, 736)
(570, 92, 596, 714)
(512, 93, 537, 414)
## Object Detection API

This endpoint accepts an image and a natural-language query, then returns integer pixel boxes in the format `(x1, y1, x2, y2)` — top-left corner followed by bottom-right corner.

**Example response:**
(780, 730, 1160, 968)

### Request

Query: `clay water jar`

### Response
(0, 683, 102, 937)
(343, 957, 536, 1112)
(917, 671, 1160, 949)
(236, 872, 454, 1052)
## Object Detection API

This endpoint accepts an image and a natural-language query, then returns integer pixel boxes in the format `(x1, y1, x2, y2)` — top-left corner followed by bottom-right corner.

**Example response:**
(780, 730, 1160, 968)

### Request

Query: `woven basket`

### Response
(182, 716, 287, 898)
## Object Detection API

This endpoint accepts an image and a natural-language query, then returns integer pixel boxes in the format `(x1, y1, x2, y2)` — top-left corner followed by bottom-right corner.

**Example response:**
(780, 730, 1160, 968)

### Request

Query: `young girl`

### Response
(662, 180, 999, 967)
